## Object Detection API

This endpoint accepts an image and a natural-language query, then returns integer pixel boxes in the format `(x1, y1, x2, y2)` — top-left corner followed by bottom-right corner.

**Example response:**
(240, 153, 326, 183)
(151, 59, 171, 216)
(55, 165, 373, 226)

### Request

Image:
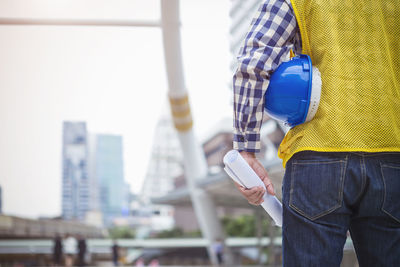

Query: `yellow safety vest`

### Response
(279, 0, 400, 167)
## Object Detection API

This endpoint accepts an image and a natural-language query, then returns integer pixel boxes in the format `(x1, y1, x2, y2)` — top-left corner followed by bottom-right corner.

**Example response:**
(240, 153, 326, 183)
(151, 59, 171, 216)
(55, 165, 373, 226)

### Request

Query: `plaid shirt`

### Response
(233, 0, 302, 152)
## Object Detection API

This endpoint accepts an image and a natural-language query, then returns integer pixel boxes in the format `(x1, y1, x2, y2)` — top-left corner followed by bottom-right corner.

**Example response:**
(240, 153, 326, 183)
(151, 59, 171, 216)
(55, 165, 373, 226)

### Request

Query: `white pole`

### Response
(161, 0, 233, 265)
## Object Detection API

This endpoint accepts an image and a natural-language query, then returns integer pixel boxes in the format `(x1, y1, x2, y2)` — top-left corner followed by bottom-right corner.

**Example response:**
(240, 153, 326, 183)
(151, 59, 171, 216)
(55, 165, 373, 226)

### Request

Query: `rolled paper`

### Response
(223, 150, 283, 227)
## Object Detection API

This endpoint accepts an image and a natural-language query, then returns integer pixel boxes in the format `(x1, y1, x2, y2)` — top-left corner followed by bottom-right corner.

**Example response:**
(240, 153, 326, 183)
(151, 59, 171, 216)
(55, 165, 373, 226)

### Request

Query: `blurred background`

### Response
(0, 0, 358, 266)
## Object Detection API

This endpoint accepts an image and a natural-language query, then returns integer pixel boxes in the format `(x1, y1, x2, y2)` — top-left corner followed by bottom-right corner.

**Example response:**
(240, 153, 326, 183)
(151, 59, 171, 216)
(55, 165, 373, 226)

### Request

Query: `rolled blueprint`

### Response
(223, 150, 283, 227)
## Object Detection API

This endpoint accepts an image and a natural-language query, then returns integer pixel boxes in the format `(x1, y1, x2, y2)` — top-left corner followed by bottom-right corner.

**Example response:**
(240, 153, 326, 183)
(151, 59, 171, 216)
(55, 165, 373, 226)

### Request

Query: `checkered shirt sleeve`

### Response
(233, 0, 301, 152)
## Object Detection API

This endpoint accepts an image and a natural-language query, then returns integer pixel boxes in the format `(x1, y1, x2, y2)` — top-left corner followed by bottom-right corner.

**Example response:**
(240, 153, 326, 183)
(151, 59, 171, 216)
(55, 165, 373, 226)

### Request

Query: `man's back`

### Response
(279, 0, 400, 166)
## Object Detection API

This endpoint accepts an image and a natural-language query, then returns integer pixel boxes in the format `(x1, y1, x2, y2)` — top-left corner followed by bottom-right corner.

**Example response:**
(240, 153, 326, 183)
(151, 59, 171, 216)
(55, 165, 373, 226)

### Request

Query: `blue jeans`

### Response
(282, 151, 400, 267)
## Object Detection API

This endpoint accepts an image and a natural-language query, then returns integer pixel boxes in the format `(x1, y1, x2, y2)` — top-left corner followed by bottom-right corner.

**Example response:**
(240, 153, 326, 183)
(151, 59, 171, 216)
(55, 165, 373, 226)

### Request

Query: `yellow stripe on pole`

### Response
(175, 121, 193, 132)
(169, 94, 193, 132)
(171, 108, 191, 118)
(169, 95, 189, 105)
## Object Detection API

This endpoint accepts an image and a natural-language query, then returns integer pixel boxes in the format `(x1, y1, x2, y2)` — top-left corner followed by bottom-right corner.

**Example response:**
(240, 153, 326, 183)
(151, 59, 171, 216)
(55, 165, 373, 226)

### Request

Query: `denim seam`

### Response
(289, 157, 348, 221)
(338, 156, 348, 210)
(290, 202, 342, 221)
(354, 155, 367, 204)
(381, 164, 400, 169)
(380, 163, 400, 224)
(352, 152, 400, 157)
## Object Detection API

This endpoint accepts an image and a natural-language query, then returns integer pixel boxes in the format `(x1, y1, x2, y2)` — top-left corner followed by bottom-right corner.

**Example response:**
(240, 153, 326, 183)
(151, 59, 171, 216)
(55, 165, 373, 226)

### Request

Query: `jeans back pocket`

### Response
(289, 158, 347, 221)
(380, 163, 400, 223)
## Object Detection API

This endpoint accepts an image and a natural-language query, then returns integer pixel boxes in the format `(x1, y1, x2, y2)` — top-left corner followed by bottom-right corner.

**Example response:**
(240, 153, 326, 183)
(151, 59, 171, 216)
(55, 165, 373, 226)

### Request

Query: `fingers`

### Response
(235, 184, 265, 206)
(248, 186, 265, 205)
(251, 187, 265, 205)
(248, 158, 276, 196)
(264, 179, 275, 196)
(235, 151, 276, 204)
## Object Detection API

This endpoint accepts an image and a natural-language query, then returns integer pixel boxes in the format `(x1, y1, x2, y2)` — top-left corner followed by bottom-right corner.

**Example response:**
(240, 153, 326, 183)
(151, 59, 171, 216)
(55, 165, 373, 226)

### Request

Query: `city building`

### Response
(138, 112, 184, 235)
(85, 133, 103, 227)
(62, 122, 130, 226)
(94, 134, 130, 226)
(62, 122, 90, 221)
(141, 113, 183, 203)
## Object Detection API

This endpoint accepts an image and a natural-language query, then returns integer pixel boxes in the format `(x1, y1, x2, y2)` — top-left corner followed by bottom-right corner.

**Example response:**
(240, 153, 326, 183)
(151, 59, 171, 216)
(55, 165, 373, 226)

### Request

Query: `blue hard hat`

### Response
(264, 54, 321, 127)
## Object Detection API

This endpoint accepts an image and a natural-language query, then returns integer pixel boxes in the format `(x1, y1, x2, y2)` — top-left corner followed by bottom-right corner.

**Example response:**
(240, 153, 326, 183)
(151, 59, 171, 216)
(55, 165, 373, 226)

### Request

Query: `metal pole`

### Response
(268, 217, 277, 266)
(160, 0, 233, 265)
(255, 209, 264, 265)
(0, 18, 160, 27)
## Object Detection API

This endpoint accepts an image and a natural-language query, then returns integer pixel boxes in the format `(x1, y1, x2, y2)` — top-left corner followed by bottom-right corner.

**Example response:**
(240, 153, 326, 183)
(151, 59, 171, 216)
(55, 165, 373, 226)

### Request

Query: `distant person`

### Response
(149, 259, 159, 266)
(212, 239, 224, 265)
(52, 234, 63, 266)
(112, 240, 120, 266)
(64, 234, 77, 267)
(77, 235, 87, 266)
(135, 258, 145, 267)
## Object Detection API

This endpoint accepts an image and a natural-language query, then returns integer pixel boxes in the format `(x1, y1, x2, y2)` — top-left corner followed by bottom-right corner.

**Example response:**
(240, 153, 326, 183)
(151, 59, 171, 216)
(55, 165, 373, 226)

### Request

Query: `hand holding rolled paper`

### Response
(223, 150, 283, 227)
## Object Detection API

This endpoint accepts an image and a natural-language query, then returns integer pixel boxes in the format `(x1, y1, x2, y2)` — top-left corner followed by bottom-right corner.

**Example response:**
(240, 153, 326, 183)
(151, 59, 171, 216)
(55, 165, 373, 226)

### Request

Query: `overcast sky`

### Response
(0, 0, 233, 218)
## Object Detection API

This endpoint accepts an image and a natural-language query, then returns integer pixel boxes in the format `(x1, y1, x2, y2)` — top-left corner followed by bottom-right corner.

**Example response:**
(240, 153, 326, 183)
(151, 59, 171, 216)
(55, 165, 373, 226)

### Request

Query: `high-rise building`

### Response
(62, 122, 90, 221)
(95, 134, 129, 226)
(142, 114, 183, 203)
(139, 113, 184, 234)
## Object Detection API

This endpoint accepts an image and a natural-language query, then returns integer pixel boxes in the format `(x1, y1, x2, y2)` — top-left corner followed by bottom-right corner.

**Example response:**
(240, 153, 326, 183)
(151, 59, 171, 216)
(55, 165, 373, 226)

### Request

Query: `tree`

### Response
(221, 214, 270, 237)
(154, 227, 202, 238)
(108, 226, 136, 239)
